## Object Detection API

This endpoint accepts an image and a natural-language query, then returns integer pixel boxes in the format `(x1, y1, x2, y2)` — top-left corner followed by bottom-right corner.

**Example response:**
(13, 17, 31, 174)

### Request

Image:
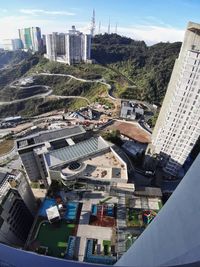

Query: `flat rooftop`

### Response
(129, 196, 161, 210)
(17, 125, 85, 149)
(46, 206, 60, 221)
(45, 137, 110, 168)
(83, 151, 127, 180)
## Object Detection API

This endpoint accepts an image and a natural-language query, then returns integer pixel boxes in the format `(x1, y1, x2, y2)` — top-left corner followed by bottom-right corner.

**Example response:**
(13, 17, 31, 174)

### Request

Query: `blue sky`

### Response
(0, 0, 199, 44)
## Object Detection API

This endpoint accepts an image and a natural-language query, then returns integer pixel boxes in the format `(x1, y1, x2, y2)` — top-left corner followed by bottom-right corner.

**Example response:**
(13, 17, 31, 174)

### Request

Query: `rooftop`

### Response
(134, 187, 163, 198)
(17, 126, 85, 149)
(45, 137, 109, 168)
(82, 150, 127, 181)
(46, 206, 60, 222)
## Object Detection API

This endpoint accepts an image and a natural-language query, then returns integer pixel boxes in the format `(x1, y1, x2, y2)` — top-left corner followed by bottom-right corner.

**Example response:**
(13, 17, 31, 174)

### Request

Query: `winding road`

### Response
(0, 72, 155, 115)
(0, 72, 112, 106)
(0, 85, 52, 106)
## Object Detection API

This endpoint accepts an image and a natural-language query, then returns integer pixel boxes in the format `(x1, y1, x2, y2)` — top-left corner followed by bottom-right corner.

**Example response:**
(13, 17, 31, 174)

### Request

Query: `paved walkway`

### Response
(116, 193, 127, 257)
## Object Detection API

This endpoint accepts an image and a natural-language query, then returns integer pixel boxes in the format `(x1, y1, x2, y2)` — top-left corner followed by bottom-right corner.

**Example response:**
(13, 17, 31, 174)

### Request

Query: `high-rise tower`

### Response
(45, 26, 91, 65)
(148, 21, 200, 176)
(18, 27, 42, 52)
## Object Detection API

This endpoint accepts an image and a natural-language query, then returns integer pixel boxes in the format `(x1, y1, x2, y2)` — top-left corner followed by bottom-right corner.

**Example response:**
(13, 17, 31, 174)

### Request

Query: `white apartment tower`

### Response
(148, 21, 200, 176)
(45, 26, 91, 65)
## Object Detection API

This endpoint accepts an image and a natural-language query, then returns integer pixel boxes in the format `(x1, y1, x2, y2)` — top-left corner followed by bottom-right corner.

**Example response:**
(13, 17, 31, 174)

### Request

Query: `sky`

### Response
(0, 0, 199, 45)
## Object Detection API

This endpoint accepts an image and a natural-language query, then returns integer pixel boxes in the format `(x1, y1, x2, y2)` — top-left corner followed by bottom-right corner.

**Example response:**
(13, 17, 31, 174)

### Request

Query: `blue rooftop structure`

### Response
(65, 236, 76, 259)
(39, 198, 56, 217)
(64, 202, 79, 221)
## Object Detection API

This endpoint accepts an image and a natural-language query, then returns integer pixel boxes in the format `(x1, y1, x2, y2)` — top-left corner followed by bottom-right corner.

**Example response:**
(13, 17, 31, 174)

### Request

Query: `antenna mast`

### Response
(108, 17, 110, 34)
(115, 22, 118, 34)
(90, 9, 95, 37)
(98, 21, 101, 34)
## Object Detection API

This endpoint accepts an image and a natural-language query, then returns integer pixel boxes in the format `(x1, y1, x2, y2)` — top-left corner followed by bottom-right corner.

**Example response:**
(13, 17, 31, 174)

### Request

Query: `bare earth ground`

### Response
(106, 121, 151, 143)
(0, 139, 14, 155)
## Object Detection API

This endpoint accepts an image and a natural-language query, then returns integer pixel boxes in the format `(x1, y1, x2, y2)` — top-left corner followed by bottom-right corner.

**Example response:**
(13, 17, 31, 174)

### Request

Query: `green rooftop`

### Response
(35, 221, 75, 258)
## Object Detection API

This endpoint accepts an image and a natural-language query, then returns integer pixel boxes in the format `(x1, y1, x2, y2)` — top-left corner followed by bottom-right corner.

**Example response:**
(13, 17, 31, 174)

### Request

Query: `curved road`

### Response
(0, 72, 111, 106)
(0, 72, 154, 114)
(0, 85, 52, 106)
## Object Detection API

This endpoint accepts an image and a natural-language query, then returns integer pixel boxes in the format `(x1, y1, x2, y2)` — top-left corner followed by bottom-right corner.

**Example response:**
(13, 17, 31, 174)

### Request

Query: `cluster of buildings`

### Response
(120, 101, 144, 121)
(1, 21, 200, 267)
(2, 27, 43, 52)
(2, 25, 92, 65)
(45, 26, 91, 65)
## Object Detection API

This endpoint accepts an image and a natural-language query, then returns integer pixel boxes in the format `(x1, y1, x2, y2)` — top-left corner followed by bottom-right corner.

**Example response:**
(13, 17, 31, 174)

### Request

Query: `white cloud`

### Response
(101, 24, 184, 45)
(19, 9, 75, 16)
(0, 15, 89, 43)
(0, 14, 184, 46)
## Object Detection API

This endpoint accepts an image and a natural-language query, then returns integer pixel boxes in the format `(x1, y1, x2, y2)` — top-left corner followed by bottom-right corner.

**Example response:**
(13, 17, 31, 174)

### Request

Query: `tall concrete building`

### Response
(0, 168, 36, 247)
(45, 26, 91, 65)
(2, 39, 23, 51)
(148, 21, 200, 176)
(18, 27, 42, 52)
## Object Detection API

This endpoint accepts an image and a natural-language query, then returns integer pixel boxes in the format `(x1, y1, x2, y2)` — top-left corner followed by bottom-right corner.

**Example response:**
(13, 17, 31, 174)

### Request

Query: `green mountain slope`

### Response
(92, 34, 181, 104)
(0, 34, 181, 117)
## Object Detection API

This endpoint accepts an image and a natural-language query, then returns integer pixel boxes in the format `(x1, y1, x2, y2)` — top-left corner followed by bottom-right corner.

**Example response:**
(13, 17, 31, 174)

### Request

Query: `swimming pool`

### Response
(64, 202, 79, 221)
(91, 204, 97, 216)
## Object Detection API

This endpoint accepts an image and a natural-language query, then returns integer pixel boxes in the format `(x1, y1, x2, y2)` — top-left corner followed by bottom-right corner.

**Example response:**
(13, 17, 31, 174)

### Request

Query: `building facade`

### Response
(148, 21, 200, 176)
(45, 26, 91, 65)
(18, 27, 42, 52)
(0, 169, 36, 247)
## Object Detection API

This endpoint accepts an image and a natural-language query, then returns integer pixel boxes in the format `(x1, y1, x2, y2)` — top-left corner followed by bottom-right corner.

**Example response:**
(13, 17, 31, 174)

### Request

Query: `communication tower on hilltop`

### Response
(90, 9, 95, 37)
(108, 17, 111, 34)
(98, 21, 101, 34)
(115, 22, 118, 34)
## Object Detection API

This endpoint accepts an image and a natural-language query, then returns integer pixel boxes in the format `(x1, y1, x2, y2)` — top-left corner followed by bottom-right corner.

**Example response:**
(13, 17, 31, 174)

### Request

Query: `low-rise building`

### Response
(120, 101, 144, 121)
(122, 140, 147, 158)
(45, 136, 128, 191)
(17, 125, 129, 191)
(16, 126, 86, 186)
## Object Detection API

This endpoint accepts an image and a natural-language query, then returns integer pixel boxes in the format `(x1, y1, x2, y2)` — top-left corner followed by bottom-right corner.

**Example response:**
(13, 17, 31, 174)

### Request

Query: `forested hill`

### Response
(0, 50, 32, 68)
(92, 33, 147, 65)
(92, 33, 181, 65)
(92, 34, 181, 104)
(0, 34, 182, 117)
